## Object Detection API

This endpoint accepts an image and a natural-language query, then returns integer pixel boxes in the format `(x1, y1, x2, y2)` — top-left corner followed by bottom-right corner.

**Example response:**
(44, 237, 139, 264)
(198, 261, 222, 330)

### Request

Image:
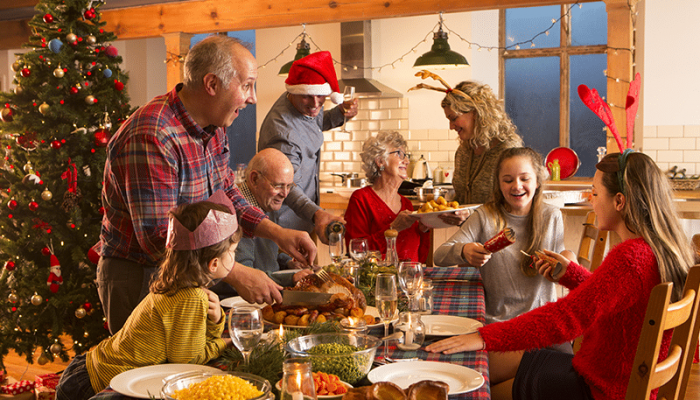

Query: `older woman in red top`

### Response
(344, 131, 430, 263)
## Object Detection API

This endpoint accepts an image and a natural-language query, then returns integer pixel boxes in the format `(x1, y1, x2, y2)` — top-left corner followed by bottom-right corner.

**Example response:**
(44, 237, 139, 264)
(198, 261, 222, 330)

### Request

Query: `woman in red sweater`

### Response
(344, 131, 430, 263)
(427, 151, 695, 400)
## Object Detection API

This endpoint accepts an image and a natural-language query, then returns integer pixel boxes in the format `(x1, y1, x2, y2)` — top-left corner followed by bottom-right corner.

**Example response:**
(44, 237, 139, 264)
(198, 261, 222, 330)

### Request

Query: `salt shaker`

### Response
(280, 358, 317, 400)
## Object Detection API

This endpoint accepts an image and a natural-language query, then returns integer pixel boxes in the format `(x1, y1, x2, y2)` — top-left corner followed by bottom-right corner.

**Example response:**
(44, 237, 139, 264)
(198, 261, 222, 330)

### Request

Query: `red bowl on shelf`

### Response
(545, 147, 580, 180)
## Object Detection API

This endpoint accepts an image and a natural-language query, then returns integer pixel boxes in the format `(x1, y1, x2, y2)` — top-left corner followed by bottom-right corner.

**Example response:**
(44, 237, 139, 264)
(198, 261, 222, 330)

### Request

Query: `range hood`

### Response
(339, 21, 403, 98)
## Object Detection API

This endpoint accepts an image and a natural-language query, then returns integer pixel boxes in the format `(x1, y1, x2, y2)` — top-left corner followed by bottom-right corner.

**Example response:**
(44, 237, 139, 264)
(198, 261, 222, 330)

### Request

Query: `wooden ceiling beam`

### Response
(0, 0, 593, 49)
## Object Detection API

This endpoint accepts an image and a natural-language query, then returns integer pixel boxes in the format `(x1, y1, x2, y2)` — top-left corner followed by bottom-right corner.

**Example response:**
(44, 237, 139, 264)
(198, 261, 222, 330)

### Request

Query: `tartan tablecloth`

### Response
(93, 266, 490, 399)
(371, 266, 490, 400)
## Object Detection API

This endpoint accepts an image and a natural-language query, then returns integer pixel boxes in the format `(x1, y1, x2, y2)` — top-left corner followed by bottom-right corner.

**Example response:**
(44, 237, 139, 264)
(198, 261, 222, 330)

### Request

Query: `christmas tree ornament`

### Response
(103, 67, 112, 78)
(1, 107, 13, 122)
(28, 201, 39, 211)
(82, 165, 91, 176)
(39, 102, 50, 115)
(66, 33, 77, 43)
(38, 353, 50, 365)
(53, 68, 64, 78)
(7, 199, 17, 210)
(50, 343, 62, 354)
(87, 35, 97, 45)
(14, 85, 23, 95)
(94, 129, 111, 147)
(31, 292, 43, 306)
(47, 252, 63, 293)
(17, 132, 38, 150)
(84, 302, 92, 312)
(4, 261, 15, 271)
(102, 112, 112, 130)
(84, 8, 96, 20)
(41, 188, 53, 201)
(42, 247, 51, 256)
(51, 140, 61, 149)
(43, 13, 54, 23)
(105, 45, 118, 58)
(21, 67, 31, 77)
(114, 81, 124, 91)
(8, 293, 18, 303)
(85, 95, 96, 105)
(70, 86, 79, 95)
(12, 61, 22, 71)
(75, 307, 86, 319)
(48, 38, 63, 53)
(76, 82, 82, 90)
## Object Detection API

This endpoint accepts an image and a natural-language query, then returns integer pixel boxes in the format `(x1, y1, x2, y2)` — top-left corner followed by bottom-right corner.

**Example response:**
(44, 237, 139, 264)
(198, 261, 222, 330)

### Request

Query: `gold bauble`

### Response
(86, 35, 97, 45)
(12, 61, 21, 72)
(13, 85, 23, 95)
(37, 353, 50, 365)
(39, 102, 50, 115)
(31, 293, 43, 306)
(85, 95, 95, 105)
(8, 293, 18, 303)
(50, 343, 62, 354)
(75, 307, 87, 318)
(53, 68, 64, 78)
(66, 33, 77, 42)
(41, 189, 53, 201)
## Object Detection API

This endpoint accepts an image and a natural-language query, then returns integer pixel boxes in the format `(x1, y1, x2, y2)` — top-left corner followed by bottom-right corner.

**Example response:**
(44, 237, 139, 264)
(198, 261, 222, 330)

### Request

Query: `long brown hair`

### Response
(596, 152, 693, 301)
(150, 201, 242, 295)
(484, 147, 549, 276)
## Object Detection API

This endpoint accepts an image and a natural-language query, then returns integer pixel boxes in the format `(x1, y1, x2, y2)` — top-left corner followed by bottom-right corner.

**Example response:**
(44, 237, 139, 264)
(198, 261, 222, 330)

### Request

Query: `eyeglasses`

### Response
(258, 172, 296, 193)
(388, 150, 408, 160)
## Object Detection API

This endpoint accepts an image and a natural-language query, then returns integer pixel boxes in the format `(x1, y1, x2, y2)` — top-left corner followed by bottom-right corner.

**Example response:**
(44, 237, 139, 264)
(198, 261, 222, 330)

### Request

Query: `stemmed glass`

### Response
(375, 273, 398, 361)
(339, 86, 355, 133)
(328, 232, 345, 267)
(228, 306, 263, 366)
(398, 261, 424, 311)
(349, 238, 368, 264)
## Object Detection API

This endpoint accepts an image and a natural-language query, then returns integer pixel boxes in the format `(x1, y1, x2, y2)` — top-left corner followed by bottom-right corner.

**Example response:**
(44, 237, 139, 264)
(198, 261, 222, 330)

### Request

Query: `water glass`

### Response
(328, 232, 345, 266)
(342, 260, 359, 287)
(228, 306, 263, 366)
(349, 238, 368, 263)
(398, 261, 423, 311)
(416, 279, 433, 315)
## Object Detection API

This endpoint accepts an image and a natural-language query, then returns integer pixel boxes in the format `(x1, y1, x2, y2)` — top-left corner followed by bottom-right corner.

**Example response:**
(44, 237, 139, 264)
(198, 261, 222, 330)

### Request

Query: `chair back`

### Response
(576, 211, 608, 271)
(626, 264, 700, 400)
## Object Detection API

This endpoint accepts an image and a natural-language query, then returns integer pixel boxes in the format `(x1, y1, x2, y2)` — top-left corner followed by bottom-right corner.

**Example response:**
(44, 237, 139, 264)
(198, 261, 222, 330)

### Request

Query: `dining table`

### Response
(92, 266, 490, 399)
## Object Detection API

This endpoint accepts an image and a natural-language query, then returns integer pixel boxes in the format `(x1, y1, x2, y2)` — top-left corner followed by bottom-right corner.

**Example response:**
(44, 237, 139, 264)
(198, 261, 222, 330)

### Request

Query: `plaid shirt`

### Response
(98, 84, 266, 267)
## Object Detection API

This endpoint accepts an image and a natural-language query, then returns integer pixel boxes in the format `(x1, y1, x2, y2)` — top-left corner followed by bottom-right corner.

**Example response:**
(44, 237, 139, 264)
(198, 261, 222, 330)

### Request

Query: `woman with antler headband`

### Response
(410, 72, 523, 221)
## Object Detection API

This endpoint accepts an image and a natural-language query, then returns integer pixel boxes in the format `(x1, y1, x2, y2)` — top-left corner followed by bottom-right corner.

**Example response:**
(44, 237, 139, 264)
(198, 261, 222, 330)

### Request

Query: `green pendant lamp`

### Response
(413, 14, 469, 70)
(278, 36, 311, 77)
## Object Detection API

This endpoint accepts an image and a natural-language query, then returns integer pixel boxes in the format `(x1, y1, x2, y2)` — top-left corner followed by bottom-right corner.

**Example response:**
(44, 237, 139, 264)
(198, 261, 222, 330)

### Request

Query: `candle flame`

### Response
(278, 325, 285, 340)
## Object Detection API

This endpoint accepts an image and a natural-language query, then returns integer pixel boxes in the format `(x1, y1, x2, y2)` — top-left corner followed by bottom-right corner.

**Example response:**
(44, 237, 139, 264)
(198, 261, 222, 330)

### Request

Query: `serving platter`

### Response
(368, 361, 485, 395)
(412, 205, 480, 229)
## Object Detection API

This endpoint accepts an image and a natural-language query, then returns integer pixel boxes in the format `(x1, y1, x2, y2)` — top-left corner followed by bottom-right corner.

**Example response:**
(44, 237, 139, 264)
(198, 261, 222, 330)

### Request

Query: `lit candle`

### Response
(405, 313, 414, 345)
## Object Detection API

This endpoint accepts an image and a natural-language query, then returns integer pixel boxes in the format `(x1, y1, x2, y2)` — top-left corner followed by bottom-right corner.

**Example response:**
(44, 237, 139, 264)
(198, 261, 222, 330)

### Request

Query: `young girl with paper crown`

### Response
(433, 147, 576, 330)
(427, 74, 694, 400)
(56, 191, 241, 400)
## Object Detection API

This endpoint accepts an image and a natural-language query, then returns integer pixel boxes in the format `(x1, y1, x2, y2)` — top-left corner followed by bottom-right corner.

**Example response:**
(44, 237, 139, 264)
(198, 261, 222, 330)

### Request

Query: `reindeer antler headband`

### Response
(165, 190, 239, 250)
(408, 70, 470, 100)
(578, 73, 641, 194)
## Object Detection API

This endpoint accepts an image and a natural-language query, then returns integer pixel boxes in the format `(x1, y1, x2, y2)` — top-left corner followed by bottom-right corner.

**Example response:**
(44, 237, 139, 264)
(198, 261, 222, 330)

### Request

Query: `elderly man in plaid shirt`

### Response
(95, 35, 318, 334)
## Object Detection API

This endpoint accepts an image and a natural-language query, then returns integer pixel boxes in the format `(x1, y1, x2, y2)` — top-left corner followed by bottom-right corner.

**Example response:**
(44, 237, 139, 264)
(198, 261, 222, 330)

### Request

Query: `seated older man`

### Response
(212, 149, 312, 299)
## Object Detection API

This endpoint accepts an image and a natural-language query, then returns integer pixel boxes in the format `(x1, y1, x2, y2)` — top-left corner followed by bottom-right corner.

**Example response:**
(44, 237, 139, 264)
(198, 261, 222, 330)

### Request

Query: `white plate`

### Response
(365, 306, 399, 329)
(421, 315, 483, 336)
(412, 205, 480, 229)
(110, 364, 224, 399)
(220, 296, 264, 309)
(368, 361, 484, 395)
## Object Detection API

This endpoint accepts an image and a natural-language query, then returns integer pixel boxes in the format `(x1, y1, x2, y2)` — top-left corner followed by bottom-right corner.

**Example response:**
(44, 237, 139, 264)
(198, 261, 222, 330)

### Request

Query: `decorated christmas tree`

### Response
(0, 0, 133, 370)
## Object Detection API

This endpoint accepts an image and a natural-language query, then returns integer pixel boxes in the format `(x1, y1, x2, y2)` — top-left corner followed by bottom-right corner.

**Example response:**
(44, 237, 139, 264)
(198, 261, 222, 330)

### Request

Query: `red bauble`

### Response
(1, 108, 13, 122)
(42, 247, 51, 256)
(4, 261, 15, 271)
(83, 9, 95, 19)
(114, 81, 124, 91)
(70, 86, 79, 95)
(21, 68, 31, 77)
(51, 140, 61, 149)
(7, 199, 17, 210)
(83, 302, 92, 312)
(43, 13, 54, 23)
(28, 201, 39, 211)
(105, 45, 118, 58)
(94, 129, 111, 147)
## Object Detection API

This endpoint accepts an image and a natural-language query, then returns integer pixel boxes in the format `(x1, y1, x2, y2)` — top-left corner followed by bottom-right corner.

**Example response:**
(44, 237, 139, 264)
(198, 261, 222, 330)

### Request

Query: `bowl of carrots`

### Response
(276, 371, 352, 399)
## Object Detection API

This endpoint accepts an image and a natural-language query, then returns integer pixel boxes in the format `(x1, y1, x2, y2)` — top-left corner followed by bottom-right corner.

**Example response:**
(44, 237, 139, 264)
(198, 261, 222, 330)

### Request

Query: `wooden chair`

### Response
(626, 264, 700, 400)
(576, 211, 608, 272)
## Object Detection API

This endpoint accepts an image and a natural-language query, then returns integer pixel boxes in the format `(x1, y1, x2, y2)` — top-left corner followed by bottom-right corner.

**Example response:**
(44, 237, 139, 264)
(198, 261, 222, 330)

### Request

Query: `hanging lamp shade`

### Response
(278, 38, 311, 76)
(413, 28, 469, 70)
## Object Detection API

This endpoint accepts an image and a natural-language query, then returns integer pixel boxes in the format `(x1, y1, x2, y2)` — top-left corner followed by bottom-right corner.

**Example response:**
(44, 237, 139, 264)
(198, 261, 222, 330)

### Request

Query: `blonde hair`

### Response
(360, 131, 407, 184)
(597, 152, 693, 301)
(151, 201, 242, 295)
(441, 81, 522, 150)
(484, 147, 549, 276)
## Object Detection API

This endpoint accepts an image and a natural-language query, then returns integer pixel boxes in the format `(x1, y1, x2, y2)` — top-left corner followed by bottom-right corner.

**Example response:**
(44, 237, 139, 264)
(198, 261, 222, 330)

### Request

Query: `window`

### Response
(502, 2, 607, 177)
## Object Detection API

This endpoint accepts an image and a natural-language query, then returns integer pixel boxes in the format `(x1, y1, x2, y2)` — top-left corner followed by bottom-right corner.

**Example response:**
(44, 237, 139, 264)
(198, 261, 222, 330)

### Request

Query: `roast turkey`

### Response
(287, 271, 367, 312)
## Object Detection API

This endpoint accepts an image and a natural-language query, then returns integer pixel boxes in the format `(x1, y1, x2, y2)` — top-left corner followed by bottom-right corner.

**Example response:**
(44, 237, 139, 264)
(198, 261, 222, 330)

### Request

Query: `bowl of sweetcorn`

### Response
(161, 370, 272, 400)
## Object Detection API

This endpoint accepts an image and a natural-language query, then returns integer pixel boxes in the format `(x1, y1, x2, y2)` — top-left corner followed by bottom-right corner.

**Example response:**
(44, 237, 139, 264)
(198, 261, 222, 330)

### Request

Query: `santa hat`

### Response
(285, 51, 344, 104)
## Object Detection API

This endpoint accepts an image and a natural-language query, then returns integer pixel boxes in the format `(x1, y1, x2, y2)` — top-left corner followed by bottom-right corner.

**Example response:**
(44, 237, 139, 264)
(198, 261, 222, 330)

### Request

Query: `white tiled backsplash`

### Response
(642, 125, 700, 176)
(320, 97, 460, 186)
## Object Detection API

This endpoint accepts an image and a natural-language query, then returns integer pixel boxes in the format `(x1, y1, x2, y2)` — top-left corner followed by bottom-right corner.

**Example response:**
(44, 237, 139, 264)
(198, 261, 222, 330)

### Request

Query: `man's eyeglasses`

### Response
(388, 149, 408, 160)
(258, 172, 296, 193)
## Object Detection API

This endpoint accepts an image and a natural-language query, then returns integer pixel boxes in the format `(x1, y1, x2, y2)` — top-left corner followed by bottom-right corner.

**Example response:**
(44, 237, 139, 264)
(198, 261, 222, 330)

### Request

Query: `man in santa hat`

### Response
(258, 51, 358, 242)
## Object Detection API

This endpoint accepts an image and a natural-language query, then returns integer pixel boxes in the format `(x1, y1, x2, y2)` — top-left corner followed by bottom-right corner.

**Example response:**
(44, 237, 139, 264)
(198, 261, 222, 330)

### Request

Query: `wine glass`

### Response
(228, 306, 263, 366)
(375, 273, 398, 361)
(339, 86, 355, 132)
(329, 232, 345, 267)
(398, 261, 424, 311)
(349, 238, 368, 263)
